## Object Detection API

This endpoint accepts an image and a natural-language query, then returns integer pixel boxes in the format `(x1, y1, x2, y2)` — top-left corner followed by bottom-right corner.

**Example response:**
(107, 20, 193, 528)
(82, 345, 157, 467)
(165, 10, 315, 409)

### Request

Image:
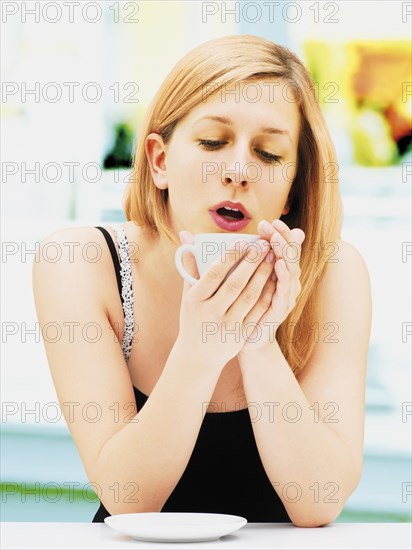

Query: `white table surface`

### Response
(1, 522, 411, 550)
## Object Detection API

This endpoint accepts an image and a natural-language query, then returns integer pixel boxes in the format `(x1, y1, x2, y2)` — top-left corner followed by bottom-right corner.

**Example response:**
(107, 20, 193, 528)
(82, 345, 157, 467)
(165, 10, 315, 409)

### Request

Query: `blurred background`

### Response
(1, 1, 411, 522)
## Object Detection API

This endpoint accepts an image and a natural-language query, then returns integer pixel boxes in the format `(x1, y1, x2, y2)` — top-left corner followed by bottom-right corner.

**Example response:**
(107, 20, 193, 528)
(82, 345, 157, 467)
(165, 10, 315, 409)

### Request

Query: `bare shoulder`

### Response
(336, 238, 369, 267)
(314, 238, 372, 330)
(311, 237, 372, 352)
(322, 238, 371, 288)
(37, 224, 116, 250)
(33, 225, 120, 317)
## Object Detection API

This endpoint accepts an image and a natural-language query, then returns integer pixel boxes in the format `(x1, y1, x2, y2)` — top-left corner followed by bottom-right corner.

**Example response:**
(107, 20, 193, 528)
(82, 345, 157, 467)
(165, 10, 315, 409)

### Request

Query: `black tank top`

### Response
(91, 225, 291, 523)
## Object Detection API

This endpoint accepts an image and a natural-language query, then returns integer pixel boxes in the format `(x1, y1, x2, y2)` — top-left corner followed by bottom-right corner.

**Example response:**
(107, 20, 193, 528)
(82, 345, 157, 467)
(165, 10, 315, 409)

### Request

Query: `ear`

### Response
(145, 133, 168, 190)
(281, 200, 290, 216)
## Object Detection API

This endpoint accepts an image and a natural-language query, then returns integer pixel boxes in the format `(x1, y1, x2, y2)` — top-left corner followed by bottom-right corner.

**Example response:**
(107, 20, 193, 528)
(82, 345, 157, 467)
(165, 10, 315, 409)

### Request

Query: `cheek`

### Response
(168, 151, 202, 187)
(261, 164, 294, 194)
(257, 179, 292, 216)
(166, 160, 201, 209)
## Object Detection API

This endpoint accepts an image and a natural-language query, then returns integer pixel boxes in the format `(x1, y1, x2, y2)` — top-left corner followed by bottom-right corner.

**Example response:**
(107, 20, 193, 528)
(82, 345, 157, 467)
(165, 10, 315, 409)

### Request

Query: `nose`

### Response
(222, 161, 248, 188)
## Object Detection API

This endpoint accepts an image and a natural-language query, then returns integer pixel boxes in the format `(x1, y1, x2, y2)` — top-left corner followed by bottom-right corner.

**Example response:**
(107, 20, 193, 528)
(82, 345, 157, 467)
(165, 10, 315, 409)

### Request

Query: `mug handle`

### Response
(175, 244, 199, 285)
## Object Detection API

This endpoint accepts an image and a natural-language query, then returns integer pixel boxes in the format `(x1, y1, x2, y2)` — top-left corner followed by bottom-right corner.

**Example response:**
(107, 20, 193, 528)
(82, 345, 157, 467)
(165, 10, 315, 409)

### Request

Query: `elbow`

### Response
(291, 460, 362, 528)
(291, 507, 342, 528)
(292, 517, 335, 528)
(106, 502, 162, 516)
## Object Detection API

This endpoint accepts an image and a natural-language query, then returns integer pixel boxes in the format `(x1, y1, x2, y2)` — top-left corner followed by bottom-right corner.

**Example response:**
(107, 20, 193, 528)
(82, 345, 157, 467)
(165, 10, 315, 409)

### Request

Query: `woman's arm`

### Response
(96, 340, 221, 514)
(238, 240, 372, 527)
(33, 227, 223, 516)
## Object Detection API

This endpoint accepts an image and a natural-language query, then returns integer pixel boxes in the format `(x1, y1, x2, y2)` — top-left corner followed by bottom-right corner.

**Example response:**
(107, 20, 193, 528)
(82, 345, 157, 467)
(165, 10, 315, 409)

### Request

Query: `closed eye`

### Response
(258, 149, 282, 164)
(198, 139, 226, 149)
(197, 140, 282, 165)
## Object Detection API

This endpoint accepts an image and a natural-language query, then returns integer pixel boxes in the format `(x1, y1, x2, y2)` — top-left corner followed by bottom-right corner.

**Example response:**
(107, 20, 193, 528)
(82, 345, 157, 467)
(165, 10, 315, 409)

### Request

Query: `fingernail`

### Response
(273, 220, 284, 231)
(179, 230, 191, 243)
(261, 220, 273, 234)
(266, 250, 275, 263)
(272, 230, 280, 244)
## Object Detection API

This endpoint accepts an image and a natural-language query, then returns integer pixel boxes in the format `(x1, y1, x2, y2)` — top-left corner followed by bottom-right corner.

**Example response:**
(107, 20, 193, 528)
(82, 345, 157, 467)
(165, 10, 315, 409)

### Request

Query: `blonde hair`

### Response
(124, 34, 343, 377)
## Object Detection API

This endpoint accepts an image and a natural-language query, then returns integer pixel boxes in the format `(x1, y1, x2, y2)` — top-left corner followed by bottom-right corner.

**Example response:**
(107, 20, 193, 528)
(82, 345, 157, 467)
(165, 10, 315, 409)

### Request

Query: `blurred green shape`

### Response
(351, 107, 399, 166)
(103, 122, 134, 169)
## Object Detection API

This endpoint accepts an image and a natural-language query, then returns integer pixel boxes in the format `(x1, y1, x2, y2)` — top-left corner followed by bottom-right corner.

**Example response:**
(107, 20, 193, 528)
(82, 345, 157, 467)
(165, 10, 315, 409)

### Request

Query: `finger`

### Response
(258, 219, 305, 255)
(179, 231, 200, 292)
(292, 228, 306, 245)
(179, 230, 194, 244)
(258, 219, 276, 241)
(270, 230, 301, 278)
(190, 237, 252, 301)
(258, 219, 291, 281)
(262, 259, 290, 323)
(273, 256, 291, 298)
(241, 268, 277, 328)
(273, 219, 305, 247)
(272, 219, 292, 240)
(222, 240, 274, 318)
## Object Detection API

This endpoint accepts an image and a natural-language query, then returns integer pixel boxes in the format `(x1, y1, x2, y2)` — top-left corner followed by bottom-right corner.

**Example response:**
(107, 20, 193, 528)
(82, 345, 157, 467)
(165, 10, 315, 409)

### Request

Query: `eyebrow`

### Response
(193, 115, 292, 142)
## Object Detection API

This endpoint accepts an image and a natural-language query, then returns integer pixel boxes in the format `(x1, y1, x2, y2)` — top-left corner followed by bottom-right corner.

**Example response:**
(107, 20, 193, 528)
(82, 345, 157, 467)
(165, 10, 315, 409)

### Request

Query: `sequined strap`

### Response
(113, 226, 135, 363)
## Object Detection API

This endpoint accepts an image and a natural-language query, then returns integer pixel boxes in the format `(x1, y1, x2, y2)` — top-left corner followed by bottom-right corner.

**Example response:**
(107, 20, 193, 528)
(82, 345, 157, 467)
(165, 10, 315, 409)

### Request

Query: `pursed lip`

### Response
(208, 200, 251, 219)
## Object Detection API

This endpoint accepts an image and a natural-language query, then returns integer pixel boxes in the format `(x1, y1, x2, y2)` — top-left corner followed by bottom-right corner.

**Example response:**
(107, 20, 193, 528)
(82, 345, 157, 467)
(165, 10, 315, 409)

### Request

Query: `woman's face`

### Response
(146, 78, 300, 235)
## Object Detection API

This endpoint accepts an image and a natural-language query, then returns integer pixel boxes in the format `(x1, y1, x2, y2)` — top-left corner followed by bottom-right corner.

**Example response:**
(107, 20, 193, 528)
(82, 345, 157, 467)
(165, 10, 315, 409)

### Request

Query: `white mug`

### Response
(175, 233, 262, 285)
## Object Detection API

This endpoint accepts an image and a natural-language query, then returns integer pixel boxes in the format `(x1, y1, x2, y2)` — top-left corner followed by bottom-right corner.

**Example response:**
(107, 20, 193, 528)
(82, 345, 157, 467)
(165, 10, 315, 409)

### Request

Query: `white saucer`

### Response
(104, 512, 248, 542)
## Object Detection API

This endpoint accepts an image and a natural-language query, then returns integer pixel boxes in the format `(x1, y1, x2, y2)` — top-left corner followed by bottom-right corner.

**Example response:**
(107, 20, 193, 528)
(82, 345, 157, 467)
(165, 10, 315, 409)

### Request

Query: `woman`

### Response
(33, 35, 372, 527)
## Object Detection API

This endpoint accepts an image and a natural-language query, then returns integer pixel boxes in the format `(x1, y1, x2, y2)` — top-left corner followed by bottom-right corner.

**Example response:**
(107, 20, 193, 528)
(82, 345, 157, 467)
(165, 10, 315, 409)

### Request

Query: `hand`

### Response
(238, 219, 305, 355)
(175, 230, 275, 373)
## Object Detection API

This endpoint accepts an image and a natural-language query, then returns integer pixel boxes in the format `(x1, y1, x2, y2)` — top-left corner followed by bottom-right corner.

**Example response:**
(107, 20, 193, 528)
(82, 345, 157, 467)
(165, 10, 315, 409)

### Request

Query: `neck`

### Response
(142, 227, 183, 288)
